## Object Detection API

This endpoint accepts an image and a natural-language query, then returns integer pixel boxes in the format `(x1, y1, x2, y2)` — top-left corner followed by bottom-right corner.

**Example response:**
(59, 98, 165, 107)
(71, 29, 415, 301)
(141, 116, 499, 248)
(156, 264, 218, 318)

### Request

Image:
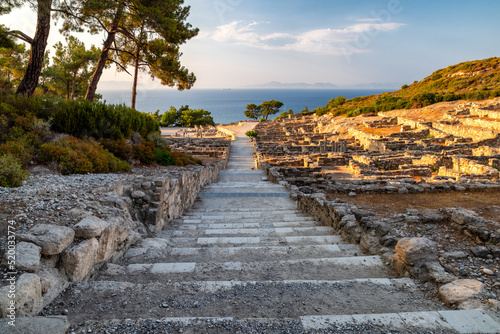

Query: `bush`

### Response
(100, 138, 133, 161)
(245, 130, 258, 140)
(132, 142, 156, 164)
(147, 132, 170, 151)
(0, 154, 29, 187)
(40, 99, 160, 140)
(154, 148, 175, 166)
(40, 136, 130, 175)
(170, 151, 202, 167)
(0, 140, 34, 166)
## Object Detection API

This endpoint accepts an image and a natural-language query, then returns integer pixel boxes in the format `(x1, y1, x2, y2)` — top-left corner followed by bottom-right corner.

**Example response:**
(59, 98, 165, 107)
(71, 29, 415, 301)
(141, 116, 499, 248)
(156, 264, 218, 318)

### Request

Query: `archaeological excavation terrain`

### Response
(2, 111, 500, 333)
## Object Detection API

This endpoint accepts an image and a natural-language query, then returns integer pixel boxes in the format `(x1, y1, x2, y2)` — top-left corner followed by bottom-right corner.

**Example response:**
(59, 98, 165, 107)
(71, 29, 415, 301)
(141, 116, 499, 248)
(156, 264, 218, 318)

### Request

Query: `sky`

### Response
(2, 0, 500, 90)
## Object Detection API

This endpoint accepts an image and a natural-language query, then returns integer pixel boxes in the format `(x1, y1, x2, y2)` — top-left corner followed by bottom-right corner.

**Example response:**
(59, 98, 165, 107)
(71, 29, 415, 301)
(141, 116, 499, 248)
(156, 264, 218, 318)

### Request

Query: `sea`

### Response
(98, 89, 389, 125)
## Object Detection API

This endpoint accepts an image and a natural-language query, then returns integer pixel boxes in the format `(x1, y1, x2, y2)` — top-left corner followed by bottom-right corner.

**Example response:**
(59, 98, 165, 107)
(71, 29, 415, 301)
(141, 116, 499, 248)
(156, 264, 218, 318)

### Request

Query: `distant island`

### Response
(246, 81, 339, 89)
(246, 81, 402, 90)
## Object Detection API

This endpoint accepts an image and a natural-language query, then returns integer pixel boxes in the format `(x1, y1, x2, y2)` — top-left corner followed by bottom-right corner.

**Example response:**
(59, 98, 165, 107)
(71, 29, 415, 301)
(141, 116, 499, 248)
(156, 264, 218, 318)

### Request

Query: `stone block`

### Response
(62, 238, 99, 282)
(10, 242, 41, 272)
(439, 279, 485, 306)
(131, 190, 146, 199)
(450, 208, 481, 225)
(18, 224, 74, 255)
(73, 216, 107, 238)
(0, 316, 70, 334)
(96, 220, 120, 263)
(0, 273, 42, 317)
(393, 237, 438, 266)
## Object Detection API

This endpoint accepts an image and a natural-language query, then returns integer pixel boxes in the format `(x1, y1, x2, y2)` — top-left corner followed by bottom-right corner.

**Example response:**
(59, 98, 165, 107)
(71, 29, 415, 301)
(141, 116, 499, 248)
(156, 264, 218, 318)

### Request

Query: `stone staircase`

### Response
(43, 127, 500, 333)
(48, 168, 500, 333)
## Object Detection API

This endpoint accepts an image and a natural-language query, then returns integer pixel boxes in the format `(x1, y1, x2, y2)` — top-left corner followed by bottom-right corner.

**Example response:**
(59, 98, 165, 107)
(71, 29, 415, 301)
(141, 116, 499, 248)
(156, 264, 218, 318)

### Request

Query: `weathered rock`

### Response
(423, 261, 456, 284)
(18, 224, 75, 256)
(62, 238, 99, 282)
(96, 220, 120, 263)
(131, 190, 146, 199)
(392, 237, 438, 277)
(393, 237, 438, 266)
(470, 246, 491, 258)
(450, 208, 481, 225)
(73, 216, 108, 238)
(439, 279, 485, 306)
(40, 277, 51, 294)
(398, 186, 409, 194)
(442, 251, 468, 259)
(0, 316, 70, 334)
(0, 273, 42, 317)
(13, 242, 41, 272)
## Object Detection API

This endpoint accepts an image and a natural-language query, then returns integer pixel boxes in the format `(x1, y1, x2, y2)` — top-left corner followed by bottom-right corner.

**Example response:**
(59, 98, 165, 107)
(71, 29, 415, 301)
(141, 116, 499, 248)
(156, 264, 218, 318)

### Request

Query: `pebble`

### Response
(483, 268, 495, 276)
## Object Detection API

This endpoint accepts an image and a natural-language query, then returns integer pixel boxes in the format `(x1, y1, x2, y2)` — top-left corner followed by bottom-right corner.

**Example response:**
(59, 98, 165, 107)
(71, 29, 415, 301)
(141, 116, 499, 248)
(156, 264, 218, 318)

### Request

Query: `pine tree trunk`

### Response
(85, 4, 124, 102)
(71, 70, 77, 100)
(16, 0, 52, 96)
(131, 46, 140, 109)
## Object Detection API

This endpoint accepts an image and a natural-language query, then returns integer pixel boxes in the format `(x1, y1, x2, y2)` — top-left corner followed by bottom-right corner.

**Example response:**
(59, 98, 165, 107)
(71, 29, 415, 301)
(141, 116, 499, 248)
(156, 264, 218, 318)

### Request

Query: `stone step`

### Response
(124, 244, 360, 264)
(174, 217, 317, 225)
(164, 235, 345, 247)
(301, 309, 500, 333)
(189, 196, 297, 211)
(64, 310, 500, 334)
(181, 212, 310, 219)
(103, 256, 388, 282)
(163, 226, 336, 238)
(187, 208, 306, 213)
(169, 220, 323, 230)
(55, 278, 451, 325)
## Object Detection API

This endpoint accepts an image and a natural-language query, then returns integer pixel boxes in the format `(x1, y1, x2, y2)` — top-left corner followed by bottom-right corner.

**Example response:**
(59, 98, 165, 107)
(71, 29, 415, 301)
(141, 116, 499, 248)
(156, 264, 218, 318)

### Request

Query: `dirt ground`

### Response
(331, 190, 500, 222)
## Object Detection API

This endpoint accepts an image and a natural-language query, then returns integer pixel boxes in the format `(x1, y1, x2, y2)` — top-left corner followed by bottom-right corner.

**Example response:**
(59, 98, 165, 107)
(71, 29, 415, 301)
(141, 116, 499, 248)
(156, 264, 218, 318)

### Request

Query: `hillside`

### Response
(317, 57, 500, 117)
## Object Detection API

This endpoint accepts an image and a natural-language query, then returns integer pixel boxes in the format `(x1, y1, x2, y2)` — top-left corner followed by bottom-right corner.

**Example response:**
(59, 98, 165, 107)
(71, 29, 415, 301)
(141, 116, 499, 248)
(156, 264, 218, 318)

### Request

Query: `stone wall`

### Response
(216, 126, 236, 140)
(434, 122, 498, 141)
(459, 117, 500, 132)
(470, 105, 500, 119)
(473, 146, 500, 156)
(126, 163, 223, 232)
(348, 127, 387, 152)
(0, 162, 224, 318)
(452, 157, 499, 179)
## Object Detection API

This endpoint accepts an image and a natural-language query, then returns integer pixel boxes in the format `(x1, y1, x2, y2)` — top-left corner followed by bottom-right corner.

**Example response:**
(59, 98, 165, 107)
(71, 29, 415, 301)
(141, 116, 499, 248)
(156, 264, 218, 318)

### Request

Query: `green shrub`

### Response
(132, 142, 156, 164)
(170, 151, 202, 166)
(147, 132, 170, 151)
(100, 138, 133, 161)
(40, 136, 130, 175)
(0, 140, 33, 165)
(154, 148, 175, 166)
(245, 130, 258, 140)
(40, 100, 160, 140)
(0, 154, 29, 187)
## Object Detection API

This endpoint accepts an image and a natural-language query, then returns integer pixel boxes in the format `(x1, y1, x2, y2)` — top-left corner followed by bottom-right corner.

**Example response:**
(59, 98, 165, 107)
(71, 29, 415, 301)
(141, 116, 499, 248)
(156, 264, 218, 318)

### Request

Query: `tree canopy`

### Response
(44, 36, 100, 99)
(0, 0, 198, 100)
(244, 100, 284, 120)
(57, 0, 198, 102)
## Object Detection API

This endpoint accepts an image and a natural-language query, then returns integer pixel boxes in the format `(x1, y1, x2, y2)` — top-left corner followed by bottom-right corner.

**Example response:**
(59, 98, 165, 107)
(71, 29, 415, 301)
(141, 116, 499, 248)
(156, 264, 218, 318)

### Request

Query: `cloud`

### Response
(207, 20, 405, 55)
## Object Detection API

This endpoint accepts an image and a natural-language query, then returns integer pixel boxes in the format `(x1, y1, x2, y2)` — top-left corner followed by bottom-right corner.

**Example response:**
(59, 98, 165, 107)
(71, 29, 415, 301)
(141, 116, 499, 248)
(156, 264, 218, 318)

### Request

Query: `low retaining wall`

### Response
(216, 126, 236, 140)
(262, 162, 499, 309)
(434, 122, 498, 141)
(0, 162, 224, 318)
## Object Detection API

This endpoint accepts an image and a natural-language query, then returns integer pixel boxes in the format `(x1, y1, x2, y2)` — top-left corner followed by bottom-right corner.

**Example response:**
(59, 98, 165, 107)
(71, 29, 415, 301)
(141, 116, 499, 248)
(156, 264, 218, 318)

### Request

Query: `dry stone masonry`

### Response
(0, 161, 225, 321)
(256, 98, 500, 315)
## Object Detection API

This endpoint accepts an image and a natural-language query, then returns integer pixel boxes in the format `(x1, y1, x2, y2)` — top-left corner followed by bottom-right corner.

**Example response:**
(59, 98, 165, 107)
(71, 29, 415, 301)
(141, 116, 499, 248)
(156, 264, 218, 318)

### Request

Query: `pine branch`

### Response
(7, 30, 33, 44)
